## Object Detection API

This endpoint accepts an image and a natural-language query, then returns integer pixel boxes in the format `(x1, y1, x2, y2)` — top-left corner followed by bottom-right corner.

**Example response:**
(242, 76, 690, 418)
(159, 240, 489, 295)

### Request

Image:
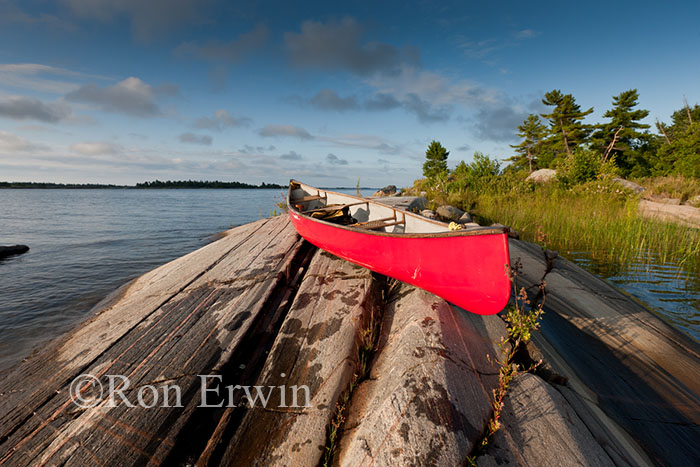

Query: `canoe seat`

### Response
(302, 201, 369, 214)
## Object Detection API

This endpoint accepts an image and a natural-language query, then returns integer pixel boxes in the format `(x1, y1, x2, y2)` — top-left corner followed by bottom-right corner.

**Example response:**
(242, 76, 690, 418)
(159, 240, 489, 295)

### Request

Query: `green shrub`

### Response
(449, 152, 501, 193)
(557, 148, 619, 186)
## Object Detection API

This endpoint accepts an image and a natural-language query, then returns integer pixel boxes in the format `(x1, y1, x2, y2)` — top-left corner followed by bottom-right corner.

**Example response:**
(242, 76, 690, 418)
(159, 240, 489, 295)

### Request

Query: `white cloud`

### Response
(515, 29, 540, 39)
(280, 151, 303, 160)
(258, 124, 313, 140)
(65, 77, 172, 117)
(326, 153, 348, 165)
(0, 95, 72, 122)
(194, 109, 251, 130)
(284, 18, 420, 76)
(0, 63, 108, 94)
(70, 141, 122, 156)
(0, 130, 48, 153)
(316, 133, 402, 155)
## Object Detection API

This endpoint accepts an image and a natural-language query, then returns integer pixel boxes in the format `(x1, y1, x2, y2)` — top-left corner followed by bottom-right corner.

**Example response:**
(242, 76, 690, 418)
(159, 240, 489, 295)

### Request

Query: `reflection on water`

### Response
(568, 251, 700, 342)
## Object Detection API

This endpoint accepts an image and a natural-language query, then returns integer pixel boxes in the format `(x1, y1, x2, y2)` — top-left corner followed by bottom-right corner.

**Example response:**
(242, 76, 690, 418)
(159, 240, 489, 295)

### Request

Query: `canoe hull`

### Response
(289, 210, 511, 315)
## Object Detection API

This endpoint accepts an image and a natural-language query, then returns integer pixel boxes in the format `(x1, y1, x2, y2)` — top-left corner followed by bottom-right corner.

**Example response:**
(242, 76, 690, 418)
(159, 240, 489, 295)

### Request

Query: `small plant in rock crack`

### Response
(323, 400, 347, 466)
(467, 261, 545, 465)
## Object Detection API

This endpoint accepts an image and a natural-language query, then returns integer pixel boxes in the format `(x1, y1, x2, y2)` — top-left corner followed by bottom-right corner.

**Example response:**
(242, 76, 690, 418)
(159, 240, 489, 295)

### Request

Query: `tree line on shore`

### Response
(0, 180, 285, 189)
(423, 90, 699, 184)
(508, 89, 700, 179)
(135, 180, 284, 189)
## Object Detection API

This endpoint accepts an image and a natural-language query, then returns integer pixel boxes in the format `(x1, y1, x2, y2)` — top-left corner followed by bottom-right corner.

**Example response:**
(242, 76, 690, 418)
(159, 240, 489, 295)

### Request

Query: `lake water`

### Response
(1, 189, 698, 372)
(0, 189, 295, 372)
(568, 251, 700, 342)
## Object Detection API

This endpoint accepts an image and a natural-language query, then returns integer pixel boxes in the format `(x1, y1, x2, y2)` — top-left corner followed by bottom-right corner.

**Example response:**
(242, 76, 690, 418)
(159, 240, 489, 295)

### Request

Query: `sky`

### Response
(1, 0, 699, 187)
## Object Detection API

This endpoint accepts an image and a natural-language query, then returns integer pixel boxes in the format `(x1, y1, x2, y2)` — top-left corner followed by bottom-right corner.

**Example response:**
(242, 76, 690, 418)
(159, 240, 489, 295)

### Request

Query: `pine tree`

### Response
(658, 102, 700, 142)
(654, 102, 700, 176)
(591, 89, 651, 176)
(508, 114, 547, 172)
(423, 140, 449, 178)
(540, 90, 593, 167)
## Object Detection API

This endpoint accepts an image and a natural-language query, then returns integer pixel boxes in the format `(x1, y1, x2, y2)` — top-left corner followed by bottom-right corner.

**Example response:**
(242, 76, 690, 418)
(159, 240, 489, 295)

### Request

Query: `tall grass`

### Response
(471, 181, 700, 272)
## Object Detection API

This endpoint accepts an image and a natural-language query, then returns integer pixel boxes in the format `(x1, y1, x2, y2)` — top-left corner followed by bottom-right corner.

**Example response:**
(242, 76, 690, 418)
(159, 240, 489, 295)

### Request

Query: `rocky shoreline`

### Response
(0, 208, 698, 465)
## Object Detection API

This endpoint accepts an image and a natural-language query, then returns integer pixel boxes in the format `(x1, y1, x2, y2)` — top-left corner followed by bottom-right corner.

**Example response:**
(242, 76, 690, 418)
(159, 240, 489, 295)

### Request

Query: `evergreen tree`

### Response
(423, 140, 449, 178)
(591, 89, 651, 176)
(508, 114, 547, 172)
(657, 103, 700, 142)
(540, 90, 593, 167)
(654, 102, 700, 177)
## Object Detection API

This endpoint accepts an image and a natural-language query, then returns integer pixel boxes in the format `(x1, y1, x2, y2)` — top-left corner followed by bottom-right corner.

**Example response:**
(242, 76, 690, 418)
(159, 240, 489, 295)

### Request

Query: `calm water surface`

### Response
(569, 251, 700, 342)
(1, 189, 698, 372)
(0, 189, 291, 372)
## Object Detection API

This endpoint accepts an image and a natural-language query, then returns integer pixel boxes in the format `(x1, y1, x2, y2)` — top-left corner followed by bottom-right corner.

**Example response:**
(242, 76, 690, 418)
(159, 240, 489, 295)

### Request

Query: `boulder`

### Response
(371, 185, 397, 197)
(436, 204, 465, 222)
(420, 209, 437, 219)
(373, 196, 427, 212)
(611, 177, 646, 194)
(525, 168, 557, 183)
(0, 245, 29, 260)
(457, 212, 473, 224)
(638, 200, 700, 228)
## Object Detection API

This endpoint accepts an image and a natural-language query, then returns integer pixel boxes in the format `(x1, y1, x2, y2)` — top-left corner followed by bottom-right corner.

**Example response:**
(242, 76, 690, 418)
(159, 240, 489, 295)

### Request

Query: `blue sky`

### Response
(1, 0, 698, 187)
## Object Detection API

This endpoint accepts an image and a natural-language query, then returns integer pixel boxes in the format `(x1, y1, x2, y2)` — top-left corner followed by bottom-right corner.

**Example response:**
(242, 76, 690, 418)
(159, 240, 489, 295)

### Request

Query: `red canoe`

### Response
(288, 181, 511, 315)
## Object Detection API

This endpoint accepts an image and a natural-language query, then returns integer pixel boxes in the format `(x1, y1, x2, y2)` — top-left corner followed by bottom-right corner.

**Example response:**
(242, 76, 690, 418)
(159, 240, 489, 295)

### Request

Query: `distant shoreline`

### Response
(0, 181, 379, 190)
(0, 181, 284, 189)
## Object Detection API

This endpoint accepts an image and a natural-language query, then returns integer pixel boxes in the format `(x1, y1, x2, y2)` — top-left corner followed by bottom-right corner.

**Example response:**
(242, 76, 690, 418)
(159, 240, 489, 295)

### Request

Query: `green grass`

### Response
(466, 180, 700, 272)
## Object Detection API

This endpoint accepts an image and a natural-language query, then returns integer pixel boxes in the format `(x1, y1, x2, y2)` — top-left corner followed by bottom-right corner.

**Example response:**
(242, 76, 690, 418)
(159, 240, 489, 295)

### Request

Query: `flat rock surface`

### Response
(335, 282, 505, 467)
(221, 250, 383, 466)
(638, 199, 700, 227)
(511, 238, 700, 465)
(2, 212, 700, 466)
(0, 216, 312, 466)
(479, 373, 615, 467)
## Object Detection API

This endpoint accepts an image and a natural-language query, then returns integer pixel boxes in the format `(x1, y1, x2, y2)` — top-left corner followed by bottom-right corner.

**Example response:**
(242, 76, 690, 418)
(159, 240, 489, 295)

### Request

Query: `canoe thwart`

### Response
(350, 216, 397, 227)
(302, 201, 369, 214)
(357, 219, 406, 230)
(297, 194, 327, 203)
